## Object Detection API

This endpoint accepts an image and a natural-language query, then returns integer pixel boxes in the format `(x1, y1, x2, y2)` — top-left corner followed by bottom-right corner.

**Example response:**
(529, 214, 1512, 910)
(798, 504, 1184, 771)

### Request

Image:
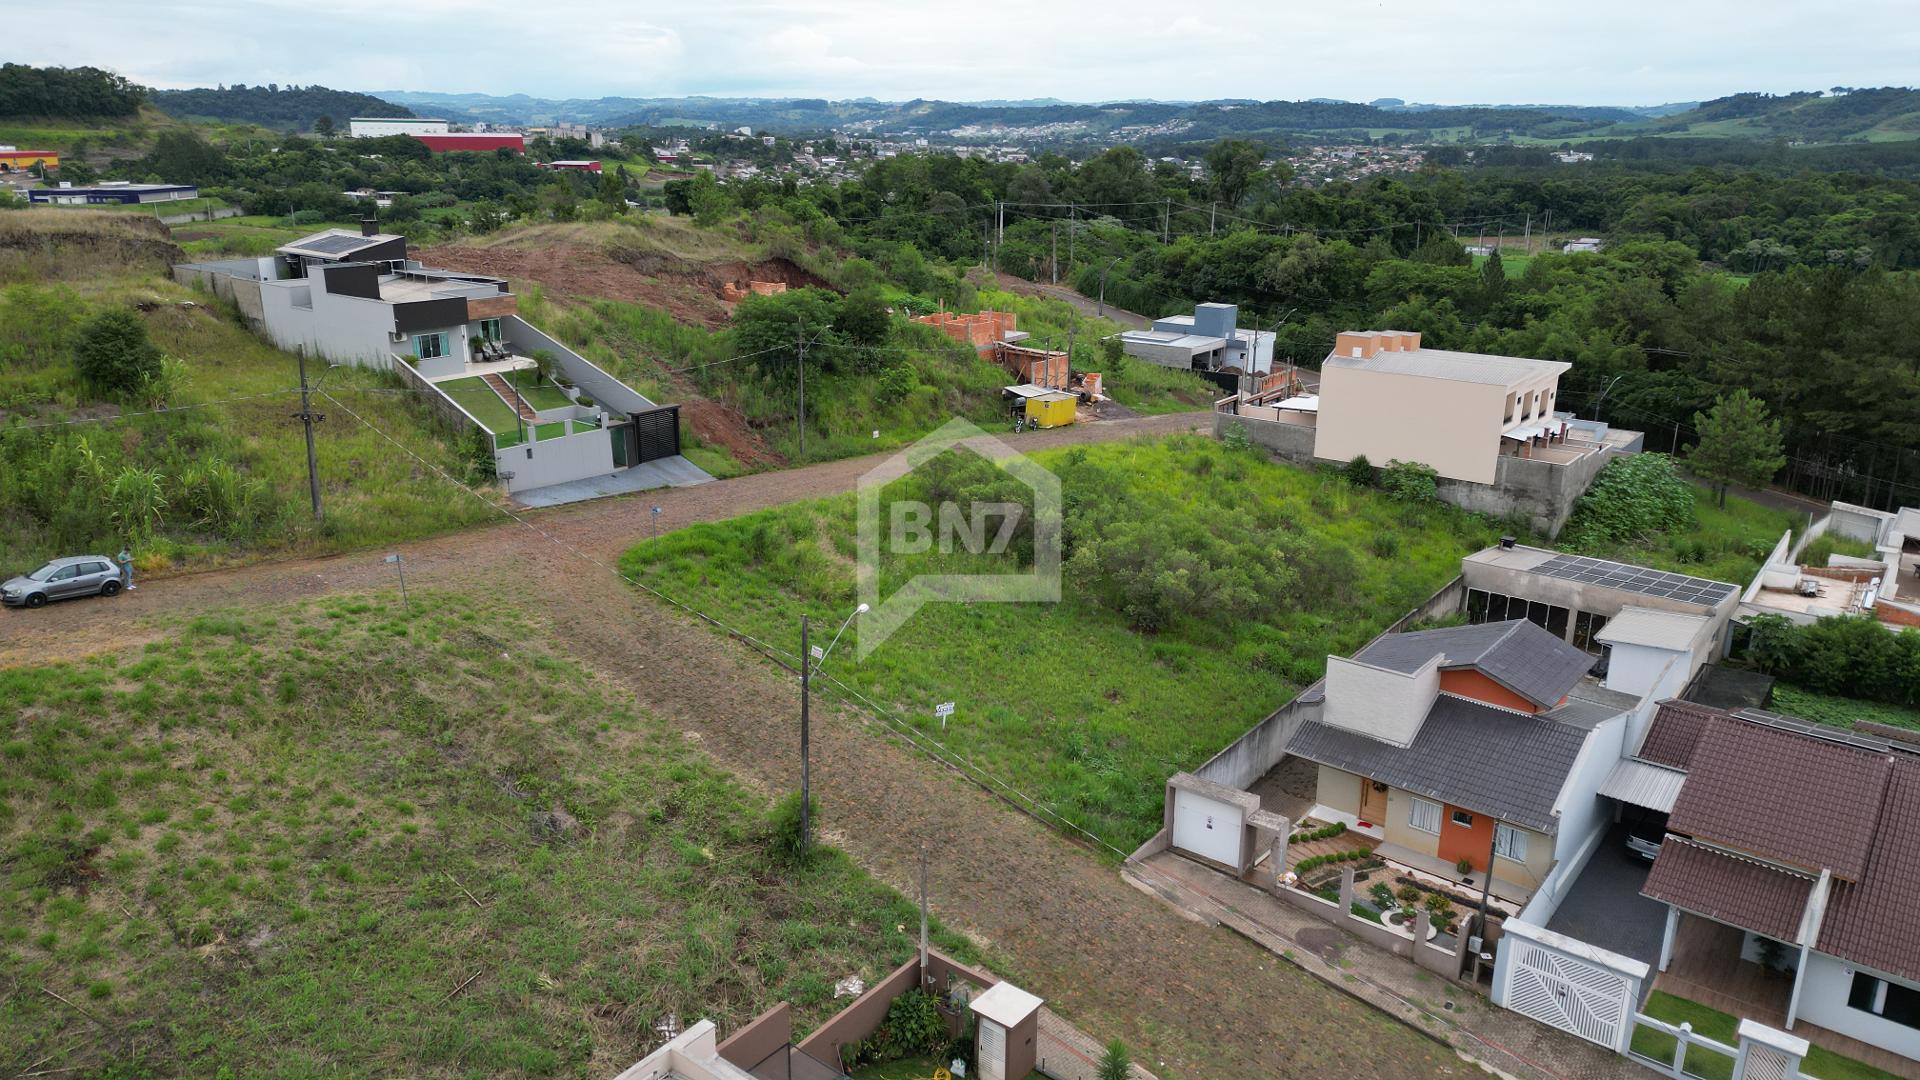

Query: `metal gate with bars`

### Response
(629, 405, 681, 465)
(1491, 919, 1645, 1052)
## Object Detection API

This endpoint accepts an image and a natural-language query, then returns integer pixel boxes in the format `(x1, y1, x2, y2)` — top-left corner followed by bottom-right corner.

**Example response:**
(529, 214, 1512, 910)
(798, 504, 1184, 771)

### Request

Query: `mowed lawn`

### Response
(620, 437, 1498, 851)
(0, 594, 974, 1078)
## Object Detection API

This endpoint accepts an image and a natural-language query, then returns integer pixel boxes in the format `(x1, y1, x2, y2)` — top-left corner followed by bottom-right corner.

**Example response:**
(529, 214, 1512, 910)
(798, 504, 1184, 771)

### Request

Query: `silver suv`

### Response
(2, 556, 124, 608)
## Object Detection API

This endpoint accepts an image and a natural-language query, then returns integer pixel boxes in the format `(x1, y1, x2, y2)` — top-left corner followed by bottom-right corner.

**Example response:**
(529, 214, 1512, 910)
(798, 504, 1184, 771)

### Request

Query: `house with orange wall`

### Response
(1285, 619, 1634, 905)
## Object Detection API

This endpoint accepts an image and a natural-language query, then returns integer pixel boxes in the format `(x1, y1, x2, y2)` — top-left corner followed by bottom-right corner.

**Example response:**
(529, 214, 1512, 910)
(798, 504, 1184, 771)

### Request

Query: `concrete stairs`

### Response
(482, 372, 538, 423)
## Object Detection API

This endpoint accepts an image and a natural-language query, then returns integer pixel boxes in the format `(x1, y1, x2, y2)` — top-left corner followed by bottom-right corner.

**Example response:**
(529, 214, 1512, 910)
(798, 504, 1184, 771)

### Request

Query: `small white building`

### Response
(1563, 237, 1605, 254)
(1119, 302, 1274, 375)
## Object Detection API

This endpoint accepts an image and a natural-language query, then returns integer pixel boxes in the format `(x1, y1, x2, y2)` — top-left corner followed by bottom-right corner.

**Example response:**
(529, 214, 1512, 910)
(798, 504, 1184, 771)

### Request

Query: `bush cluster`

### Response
(1745, 613, 1920, 706)
(1562, 453, 1696, 549)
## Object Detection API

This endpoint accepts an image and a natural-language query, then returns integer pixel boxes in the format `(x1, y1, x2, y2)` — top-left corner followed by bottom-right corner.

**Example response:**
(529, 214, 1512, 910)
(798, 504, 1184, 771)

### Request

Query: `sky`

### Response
(11, 0, 1919, 105)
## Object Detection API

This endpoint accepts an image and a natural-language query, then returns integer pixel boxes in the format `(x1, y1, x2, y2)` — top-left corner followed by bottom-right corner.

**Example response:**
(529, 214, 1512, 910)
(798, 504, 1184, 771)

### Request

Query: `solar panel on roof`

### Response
(296, 233, 378, 255)
(1531, 552, 1736, 606)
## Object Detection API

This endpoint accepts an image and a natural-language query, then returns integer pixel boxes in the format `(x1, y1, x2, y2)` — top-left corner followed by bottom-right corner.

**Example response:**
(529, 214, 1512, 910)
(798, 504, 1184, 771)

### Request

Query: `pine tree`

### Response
(313, 115, 335, 139)
(1688, 389, 1787, 507)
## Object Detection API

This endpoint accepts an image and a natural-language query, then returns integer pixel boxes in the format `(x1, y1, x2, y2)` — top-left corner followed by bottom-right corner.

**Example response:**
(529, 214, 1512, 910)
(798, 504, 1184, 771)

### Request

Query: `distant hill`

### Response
(348, 87, 1920, 146)
(150, 85, 411, 131)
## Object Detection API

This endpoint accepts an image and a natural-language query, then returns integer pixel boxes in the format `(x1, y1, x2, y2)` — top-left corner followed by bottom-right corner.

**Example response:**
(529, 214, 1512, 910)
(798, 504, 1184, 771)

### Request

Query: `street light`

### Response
(798, 602, 868, 853)
(1096, 256, 1122, 317)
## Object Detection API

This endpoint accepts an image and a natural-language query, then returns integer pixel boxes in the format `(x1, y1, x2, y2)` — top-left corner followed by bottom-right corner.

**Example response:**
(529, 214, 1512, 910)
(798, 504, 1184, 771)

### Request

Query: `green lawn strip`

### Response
(0, 594, 983, 1076)
(620, 437, 1495, 851)
(1770, 684, 1920, 732)
(534, 420, 571, 441)
(436, 375, 521, 435)
(1630, 992, 1899, 1080)
(504, 368, 577, 411)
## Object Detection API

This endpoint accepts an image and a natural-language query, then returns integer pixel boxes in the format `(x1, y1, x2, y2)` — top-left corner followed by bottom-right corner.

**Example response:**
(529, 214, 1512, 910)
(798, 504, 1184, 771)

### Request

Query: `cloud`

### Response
(8, 0, 1919, 104)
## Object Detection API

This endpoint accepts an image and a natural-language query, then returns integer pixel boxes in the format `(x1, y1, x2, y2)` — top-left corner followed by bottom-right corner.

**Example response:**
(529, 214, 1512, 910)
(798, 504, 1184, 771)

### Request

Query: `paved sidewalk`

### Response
(1127, 852, 1650, 1080)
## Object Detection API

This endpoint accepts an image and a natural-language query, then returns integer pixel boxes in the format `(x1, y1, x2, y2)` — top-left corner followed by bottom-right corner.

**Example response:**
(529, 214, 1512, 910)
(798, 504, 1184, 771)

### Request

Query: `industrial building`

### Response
(413, 133, 525, 154)
(29, 182, 200, 205)
(0, 147, 58, 172)
(348, 117, 450, 138)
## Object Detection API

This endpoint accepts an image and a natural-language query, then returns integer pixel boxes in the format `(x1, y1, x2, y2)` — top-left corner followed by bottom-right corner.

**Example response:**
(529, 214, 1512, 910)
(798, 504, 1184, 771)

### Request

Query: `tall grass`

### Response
(0, 594, 980, 1076)
(620, 437, 1497, 850)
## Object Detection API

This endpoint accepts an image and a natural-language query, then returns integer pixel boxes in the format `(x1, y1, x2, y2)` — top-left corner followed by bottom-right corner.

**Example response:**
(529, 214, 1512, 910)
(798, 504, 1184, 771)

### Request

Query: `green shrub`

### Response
(1219, 421, 1252, 452)
(1379, 459, 1440, 503)
(73, 309, 163, 398)
(1342, 453, 1375, 487)
(1097, 1039, 1132, 1080)
(1563, 453, 1695, 548)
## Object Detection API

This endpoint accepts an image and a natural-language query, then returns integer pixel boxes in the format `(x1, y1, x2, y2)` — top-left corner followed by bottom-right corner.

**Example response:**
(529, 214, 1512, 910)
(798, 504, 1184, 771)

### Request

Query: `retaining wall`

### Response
(174, 260, 268, 325)
(391, 354, 482, 438)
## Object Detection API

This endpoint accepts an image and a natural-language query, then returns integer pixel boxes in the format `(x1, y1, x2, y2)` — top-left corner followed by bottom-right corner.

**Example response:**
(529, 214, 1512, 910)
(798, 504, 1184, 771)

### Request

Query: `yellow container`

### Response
(1025, 394, 1076, 429)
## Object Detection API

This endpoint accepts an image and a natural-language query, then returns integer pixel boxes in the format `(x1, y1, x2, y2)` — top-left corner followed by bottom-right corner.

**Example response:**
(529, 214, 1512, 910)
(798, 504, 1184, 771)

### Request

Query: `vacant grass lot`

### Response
(620, 437, 1497, 850)
(1770, 684, 1920, 732)
(0, 594, 973, 1078)
(1583, 487, 1798, 586)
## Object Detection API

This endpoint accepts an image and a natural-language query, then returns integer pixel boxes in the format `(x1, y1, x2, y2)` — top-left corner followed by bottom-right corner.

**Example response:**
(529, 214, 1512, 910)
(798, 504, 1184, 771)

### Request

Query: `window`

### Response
(50, 565, 78, 581)
(478, 318, 502, 342)
(413, 333, 447, 360)
(1573, 610, 1610, 652)
(1450, 809, 1476, 828)
(1850, 973, 1920, 1030)
(1408, 797, 1441, 835)
(1494, 823, 1529, 862)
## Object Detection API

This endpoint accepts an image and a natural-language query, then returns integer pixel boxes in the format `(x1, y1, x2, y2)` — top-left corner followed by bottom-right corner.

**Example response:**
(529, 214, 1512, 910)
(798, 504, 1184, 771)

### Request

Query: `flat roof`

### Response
(34, 183, 195, 193)
(1467, 545, 1738, 610)
(1594, 606, 1711, 651)
(1323, 346, 1570, 386)
(278, 228, 405, 259)
(970, 981, 1043, 1027)
(1120, 329, 1226, 353)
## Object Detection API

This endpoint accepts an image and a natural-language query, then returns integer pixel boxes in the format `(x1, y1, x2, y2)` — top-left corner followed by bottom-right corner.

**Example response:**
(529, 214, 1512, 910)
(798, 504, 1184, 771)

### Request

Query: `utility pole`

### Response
(1210, 201, 1217, 236)
(996, 199, 1004, 246)
(1068, 203, 1075, 271)
(918, 844, 930, 982)
(1162, 197, 1170, 243)
(1523, 212, 1532, 256)
(799, 614, 812, 853)
(1050, 220, 1058, 284)
(795, 329, 808, 458)
(294, 346, 323, 519)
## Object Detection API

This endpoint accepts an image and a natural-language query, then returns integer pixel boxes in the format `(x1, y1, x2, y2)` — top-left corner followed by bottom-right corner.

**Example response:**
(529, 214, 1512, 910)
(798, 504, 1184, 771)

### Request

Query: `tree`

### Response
(1688, 390, 1786, 507)
(1478, 249, 1509, 309)
(1096, 1039, 1132, 1080)
(597, 164, 627, 210)
(834, 287, 891, 349)
(1205, 139, 1267, 208)
(312, 114, 335, 139)
(74, 309, 163, 398)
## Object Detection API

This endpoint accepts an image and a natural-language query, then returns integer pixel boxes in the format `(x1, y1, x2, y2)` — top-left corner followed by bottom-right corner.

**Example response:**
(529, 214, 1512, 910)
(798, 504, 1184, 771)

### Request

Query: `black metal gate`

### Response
(629, 405, 681, 464)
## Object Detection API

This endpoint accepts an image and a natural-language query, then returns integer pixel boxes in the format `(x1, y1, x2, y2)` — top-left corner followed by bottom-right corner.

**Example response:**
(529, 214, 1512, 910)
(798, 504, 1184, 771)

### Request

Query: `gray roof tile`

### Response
(1286, 694, 1591, 833)
(1356, 619, 1594, 709)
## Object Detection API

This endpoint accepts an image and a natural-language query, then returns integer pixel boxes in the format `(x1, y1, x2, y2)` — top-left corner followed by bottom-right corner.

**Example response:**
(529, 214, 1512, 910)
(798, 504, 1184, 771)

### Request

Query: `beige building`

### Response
(1313, 330, 1572, 485)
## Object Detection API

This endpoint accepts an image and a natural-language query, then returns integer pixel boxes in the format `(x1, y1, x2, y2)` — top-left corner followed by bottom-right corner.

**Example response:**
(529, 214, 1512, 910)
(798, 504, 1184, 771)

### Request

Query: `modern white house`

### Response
(1118, 302, 1274, 376)
(175, 225, 708, 503)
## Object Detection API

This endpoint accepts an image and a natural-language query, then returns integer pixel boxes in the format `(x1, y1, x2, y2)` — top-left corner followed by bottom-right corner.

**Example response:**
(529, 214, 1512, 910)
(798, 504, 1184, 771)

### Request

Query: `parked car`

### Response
(1, 556, 124, 608)
(1625, 821, 1666, 861)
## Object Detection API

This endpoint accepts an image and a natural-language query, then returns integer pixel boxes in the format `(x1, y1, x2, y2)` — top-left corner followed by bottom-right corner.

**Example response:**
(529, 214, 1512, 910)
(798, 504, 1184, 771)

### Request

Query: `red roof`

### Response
(1643, 838, 1812, 943)
(413, 134, 524, 153)
(1667, 716, 1890, 879)
(1819, 758, 1920, 982)
(1637, 699, 1721, 768)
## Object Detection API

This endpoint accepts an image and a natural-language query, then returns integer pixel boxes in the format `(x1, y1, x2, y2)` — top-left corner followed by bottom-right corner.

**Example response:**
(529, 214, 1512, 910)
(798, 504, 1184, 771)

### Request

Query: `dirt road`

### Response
(0, 407, 1464, 1078)
(993, 272, 1153, 329)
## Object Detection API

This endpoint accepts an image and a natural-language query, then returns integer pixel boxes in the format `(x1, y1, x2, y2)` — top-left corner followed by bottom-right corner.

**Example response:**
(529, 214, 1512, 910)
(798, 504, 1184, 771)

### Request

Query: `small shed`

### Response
(969, 981, 1043, 1080)
(1004, 384, 1076, 429)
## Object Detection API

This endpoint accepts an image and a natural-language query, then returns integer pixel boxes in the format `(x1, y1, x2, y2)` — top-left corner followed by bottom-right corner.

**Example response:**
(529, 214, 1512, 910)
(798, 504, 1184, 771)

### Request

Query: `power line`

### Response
(4, 389, 301, 430)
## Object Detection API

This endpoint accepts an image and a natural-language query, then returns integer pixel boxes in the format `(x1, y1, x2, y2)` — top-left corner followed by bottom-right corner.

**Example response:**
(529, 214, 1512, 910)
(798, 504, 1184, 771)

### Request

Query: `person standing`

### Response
(117, 548, 135, 591)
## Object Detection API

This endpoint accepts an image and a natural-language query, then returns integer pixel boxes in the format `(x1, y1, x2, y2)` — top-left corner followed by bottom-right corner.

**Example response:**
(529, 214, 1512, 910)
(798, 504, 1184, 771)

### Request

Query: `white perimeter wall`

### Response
(498, 426, 616, 492)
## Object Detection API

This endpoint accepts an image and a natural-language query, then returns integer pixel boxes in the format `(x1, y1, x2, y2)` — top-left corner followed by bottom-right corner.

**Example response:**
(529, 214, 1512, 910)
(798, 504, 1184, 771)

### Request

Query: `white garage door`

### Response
(1171, 787, 1243, 867)
(1502, 938, 1635, 1049)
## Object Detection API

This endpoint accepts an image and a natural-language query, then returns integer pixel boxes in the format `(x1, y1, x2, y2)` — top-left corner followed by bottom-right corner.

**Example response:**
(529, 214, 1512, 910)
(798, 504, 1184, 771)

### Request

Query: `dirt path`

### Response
(992, 272, 1154, 330)
(0, 407, 1465, 1078)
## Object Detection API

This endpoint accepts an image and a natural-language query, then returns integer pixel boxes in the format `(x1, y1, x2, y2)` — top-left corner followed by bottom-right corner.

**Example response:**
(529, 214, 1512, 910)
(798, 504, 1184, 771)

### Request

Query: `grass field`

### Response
(620, 437, 1497, 851)
(0, 593, 978, 1077)
(437, 376, 522, 435)
(504, 368, 577, 411)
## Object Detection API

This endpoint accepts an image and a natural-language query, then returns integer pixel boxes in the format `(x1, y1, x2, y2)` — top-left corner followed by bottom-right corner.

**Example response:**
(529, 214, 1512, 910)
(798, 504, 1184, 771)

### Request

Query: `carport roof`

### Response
(1597, 758, 1687, 813)
(1643, 837, 1813, 944)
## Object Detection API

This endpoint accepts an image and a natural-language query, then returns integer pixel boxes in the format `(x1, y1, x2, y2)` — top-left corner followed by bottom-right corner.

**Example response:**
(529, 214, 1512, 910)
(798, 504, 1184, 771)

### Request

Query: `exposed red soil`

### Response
(681, 399, 781, 467)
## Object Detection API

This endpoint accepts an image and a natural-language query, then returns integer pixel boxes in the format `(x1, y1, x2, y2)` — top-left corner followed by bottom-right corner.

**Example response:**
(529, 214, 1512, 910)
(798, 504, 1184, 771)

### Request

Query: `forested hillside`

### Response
(0, 63, 144, 119)
(150, 84, 412, 131)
